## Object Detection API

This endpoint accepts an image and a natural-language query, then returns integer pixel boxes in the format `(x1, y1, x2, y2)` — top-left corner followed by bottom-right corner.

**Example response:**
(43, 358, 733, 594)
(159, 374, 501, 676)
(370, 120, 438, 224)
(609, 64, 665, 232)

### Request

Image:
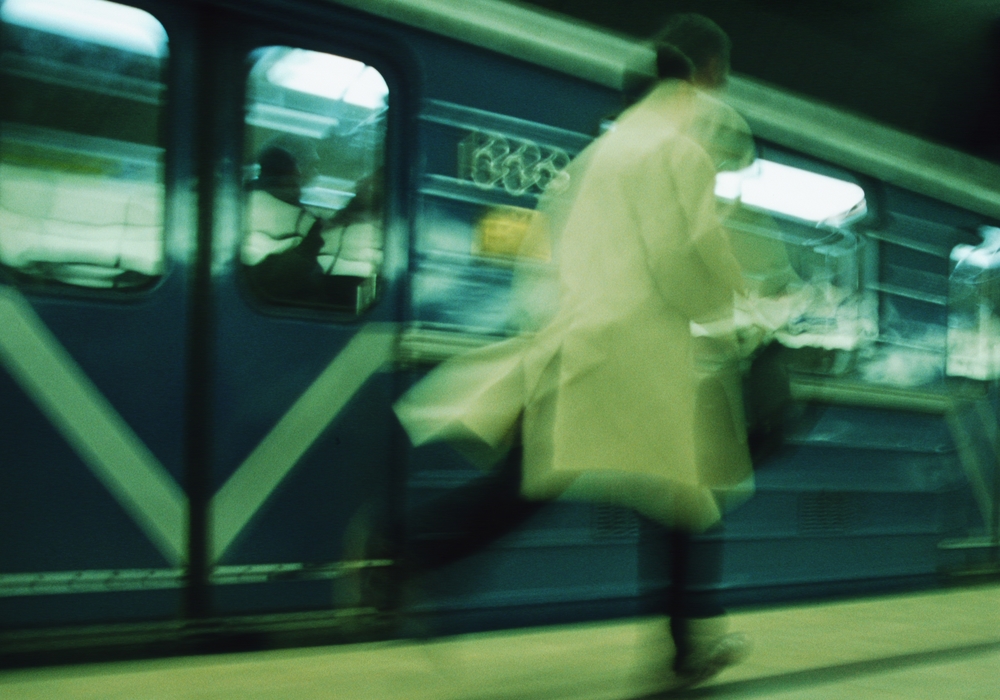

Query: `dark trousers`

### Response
(405, 446, 726, 654)
(657, 524, 726, 662)
(406, 447, 543, 572)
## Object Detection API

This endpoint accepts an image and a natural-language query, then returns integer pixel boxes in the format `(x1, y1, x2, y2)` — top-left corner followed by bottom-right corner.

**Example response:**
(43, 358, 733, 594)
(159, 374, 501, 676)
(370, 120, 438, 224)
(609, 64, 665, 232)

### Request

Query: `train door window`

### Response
(241, 46, 388, 314)
(0, 0, 167, 290)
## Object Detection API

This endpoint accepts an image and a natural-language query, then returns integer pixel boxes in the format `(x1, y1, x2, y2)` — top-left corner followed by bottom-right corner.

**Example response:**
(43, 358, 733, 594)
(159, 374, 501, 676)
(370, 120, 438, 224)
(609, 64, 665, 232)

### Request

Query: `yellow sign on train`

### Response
(472, 205, 550, 262)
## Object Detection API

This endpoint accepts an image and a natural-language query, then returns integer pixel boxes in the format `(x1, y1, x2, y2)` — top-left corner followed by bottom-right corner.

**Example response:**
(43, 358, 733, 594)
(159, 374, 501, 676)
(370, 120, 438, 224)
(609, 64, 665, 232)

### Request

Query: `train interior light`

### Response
(0, 0, 167, 57)
(265, 49, 389, 110)
(716, 158, 867, 226)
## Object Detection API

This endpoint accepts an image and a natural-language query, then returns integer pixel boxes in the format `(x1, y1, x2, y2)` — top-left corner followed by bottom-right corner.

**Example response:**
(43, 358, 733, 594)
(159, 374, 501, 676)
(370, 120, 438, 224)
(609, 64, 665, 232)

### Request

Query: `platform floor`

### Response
(2, 582, 999, 699)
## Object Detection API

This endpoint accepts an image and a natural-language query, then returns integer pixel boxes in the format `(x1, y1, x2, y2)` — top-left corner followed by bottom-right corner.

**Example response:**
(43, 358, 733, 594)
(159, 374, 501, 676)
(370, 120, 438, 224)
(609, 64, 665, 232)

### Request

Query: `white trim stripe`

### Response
(210, 323, 397, 562)
(0, 286, 186, 565)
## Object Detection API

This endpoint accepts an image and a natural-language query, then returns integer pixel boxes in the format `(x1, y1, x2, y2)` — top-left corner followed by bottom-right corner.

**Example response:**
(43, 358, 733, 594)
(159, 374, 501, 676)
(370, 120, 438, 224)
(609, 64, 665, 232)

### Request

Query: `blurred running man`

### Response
(372, 14, 792, 689)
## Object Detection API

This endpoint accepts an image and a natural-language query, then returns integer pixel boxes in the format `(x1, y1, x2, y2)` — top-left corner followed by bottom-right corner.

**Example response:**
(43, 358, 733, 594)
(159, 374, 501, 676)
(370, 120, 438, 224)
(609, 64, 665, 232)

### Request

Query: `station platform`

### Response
(2, 581, 999, 700)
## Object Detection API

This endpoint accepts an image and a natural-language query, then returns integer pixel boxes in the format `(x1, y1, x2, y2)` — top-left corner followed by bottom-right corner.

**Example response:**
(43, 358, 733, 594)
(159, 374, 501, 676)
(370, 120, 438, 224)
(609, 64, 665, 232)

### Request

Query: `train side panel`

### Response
(0, 0, 996, 649)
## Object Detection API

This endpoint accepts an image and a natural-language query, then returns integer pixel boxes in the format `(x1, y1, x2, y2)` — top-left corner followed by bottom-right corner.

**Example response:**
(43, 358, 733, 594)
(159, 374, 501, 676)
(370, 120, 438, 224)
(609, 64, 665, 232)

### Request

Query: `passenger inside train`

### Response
(241, 136, 328, 302)
(240, 46, 388, 313)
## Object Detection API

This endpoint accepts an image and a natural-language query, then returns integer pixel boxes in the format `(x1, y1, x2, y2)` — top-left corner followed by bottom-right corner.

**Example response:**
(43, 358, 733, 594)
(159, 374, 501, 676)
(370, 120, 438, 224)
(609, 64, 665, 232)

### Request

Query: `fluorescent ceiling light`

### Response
(342, 65, 389, 109)
(1, 0, 167, 57)
(266, 49, 387, 109)
(716, 159, 866, 224)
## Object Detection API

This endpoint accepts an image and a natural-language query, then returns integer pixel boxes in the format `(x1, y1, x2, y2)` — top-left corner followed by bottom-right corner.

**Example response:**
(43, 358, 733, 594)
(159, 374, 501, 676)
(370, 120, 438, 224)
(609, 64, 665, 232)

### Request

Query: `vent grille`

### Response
(592, 504, 640, 541)
(798, 492, 859, 534)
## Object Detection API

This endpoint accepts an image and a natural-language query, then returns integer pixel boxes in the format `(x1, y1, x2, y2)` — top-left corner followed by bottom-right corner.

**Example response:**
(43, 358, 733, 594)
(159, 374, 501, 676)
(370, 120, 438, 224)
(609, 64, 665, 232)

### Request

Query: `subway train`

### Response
(2, 0, 1000, 661)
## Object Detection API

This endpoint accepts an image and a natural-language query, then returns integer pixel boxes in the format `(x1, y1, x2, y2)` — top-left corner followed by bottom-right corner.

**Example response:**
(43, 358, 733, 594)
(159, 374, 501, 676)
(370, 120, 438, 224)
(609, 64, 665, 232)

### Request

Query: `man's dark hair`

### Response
(619, 42, 692, 106)
(655, 42, 694, 80)
(651, 13, 730, 70)
(252, 135, 318, 205)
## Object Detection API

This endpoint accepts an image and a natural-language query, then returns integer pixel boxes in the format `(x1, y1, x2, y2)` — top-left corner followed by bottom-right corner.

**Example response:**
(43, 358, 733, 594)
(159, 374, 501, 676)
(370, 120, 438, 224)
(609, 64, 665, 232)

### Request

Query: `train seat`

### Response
(0, 161, 163, 287)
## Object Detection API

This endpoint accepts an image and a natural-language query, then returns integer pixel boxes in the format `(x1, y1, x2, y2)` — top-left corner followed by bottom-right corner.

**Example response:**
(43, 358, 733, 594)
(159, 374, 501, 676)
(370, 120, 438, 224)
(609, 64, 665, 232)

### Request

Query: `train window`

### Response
(241, 46, 388, 314)
(0, 0, 167, 290)
(714, 158, 876, 351)
(716, 159, 867, 226)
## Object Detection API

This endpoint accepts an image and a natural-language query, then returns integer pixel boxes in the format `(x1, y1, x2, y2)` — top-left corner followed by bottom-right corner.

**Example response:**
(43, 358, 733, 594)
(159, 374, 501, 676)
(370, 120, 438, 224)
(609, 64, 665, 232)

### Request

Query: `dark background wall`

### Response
(520, 0, 1000, 163)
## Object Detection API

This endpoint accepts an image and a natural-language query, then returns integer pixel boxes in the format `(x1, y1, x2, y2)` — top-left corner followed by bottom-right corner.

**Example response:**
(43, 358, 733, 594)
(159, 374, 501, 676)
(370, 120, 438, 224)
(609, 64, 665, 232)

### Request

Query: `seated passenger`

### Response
(316, 171, 384, 280)
(242, 137, 328, 304)
(242, 138, 382, 311)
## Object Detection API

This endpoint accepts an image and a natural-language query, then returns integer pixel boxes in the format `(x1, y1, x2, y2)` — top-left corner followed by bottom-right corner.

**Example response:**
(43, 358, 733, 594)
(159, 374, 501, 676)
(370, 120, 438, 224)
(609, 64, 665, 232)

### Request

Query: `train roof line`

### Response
(327, 0, 649, 90)
(727, 78, 1000, 221)
(327, 0, 1000, 220)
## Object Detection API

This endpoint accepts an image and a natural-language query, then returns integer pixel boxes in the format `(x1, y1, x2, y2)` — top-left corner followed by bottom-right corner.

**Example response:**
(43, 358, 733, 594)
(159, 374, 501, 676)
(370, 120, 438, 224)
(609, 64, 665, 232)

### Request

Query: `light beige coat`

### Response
(396, 81, 754, 531)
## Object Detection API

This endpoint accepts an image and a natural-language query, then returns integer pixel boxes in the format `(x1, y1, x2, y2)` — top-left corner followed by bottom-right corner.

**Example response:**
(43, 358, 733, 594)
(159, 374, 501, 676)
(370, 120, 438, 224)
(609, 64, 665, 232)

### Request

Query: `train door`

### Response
(195, 6, 406, 618)
(0, 0, 192, 627)
(0, 0, 408, 632)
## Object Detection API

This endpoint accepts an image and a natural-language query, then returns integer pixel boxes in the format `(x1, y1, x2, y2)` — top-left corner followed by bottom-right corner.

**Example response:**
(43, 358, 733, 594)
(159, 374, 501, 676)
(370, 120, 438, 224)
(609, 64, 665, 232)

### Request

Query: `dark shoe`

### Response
(673, 632, 751, 687)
